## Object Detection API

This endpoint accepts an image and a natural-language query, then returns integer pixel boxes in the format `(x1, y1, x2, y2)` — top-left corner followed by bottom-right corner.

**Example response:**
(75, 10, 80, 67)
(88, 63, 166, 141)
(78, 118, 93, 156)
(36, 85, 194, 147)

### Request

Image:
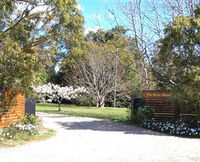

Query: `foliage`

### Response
(47, 71, 65, 85)
(62, 26, 139, 107)
(0, 124, 38, 142)
(0, 38, 43, 91)
(75, 96, 95, 107)
(0, 0, 83, 88)
(106, 93, 132, 108)
(112, 116, 132, 123)
(133, 106, 156, 123)
(154, 13, 200, 85)
(0, 114, 55, 147)
(182, 115, 200, 128)
(153, 7, 200, 113)
(0, 89, 18, 113)
(85, 26, 127, 44)
(0, 0, 84, 111)
(33, 83, 87, 111)
(141, 118, 200, 137)
(108, 0, 200, 89)
(20, 114, 40, 125)
(64, 41, 130, 108)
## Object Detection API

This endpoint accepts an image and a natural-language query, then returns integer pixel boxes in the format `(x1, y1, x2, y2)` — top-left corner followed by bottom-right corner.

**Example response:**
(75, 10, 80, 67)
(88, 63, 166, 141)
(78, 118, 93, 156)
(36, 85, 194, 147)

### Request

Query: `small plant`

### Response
(181, 116, 200, 128)
(134, 105, 156, 123)
(0, 114, 41, 143)
(0, 123, 39, 142)
(21, 114, 40, 125)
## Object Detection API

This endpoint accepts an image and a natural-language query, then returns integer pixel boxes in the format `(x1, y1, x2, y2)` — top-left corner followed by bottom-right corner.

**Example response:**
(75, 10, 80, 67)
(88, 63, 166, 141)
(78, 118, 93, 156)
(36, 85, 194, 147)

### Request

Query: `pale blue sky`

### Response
(78, 0, 151, 34)
(78, 0, 119, 33)
(77, 0, 174, 42)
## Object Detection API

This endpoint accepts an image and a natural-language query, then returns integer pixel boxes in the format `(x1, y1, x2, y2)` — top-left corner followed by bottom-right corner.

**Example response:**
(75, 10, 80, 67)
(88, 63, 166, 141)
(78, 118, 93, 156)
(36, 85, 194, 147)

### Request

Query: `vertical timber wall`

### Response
(142, 90, 176, 120)
(0, 93, 25, 127)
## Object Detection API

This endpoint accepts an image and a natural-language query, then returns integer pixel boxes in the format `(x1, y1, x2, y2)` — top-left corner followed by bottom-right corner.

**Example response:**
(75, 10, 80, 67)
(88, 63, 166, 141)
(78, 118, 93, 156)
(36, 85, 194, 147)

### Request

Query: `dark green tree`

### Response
(153, 7, 200, 114)
(0, 0, 84, 91)
(0, 0, 84, 110)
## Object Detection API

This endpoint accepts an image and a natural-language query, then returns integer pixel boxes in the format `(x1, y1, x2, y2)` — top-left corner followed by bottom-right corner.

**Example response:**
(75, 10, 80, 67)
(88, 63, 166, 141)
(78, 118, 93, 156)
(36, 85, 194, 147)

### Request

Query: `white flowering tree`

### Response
(33, 83, 87, 111)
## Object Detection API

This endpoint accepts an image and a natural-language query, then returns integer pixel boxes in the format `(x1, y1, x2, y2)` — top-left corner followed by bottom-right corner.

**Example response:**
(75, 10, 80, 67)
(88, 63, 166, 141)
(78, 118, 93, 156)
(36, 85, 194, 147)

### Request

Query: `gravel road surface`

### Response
(0, 112, 200, 162)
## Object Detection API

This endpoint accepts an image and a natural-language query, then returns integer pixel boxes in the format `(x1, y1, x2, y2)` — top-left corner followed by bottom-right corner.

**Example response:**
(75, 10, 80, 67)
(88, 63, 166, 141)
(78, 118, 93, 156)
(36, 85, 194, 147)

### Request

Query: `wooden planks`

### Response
(0, 91, 25, 127)
(142, 90, 176, 120)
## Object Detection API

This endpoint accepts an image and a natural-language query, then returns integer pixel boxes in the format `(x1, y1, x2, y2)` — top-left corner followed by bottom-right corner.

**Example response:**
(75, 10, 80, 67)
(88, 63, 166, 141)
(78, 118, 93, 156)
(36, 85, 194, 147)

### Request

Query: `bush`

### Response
(133, 106, 156, 123)
(180, 115, 200, 128)
(76, 96, 94, 107)
(141, 118, 200, 137)
(21, 114, 40, 125)
(105, 96, 131, 108)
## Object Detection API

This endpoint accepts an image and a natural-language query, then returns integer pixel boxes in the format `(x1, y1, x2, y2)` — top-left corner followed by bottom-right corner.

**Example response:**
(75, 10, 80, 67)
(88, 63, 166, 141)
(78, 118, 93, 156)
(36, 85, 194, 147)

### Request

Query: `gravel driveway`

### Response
(0, 112, 200, 162)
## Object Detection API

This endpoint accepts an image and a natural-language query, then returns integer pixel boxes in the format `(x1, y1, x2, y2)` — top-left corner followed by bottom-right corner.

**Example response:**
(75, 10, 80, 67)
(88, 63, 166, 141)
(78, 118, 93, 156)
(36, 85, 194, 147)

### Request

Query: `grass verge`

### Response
(0, 128, 55, 148)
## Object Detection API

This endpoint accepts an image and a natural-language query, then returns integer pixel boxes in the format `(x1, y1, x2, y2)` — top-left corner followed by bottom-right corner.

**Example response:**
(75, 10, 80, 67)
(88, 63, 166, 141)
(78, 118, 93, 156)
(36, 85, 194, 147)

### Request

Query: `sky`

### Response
(77, 0, 153, 35)
(78, 0, 118, 33)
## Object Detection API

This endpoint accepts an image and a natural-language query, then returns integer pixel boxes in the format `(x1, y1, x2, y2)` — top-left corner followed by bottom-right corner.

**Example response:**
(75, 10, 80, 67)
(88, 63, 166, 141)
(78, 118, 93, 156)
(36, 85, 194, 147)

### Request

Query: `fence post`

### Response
(131, 98, 144, 120)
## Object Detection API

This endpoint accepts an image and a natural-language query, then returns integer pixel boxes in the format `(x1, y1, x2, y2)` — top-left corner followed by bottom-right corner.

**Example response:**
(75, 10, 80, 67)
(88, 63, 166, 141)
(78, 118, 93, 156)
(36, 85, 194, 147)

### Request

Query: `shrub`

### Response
(134, 106, 156, 123)
(21, 114, 40, 125)
(141, 118, 200, 137)
(180, 115, 200, 127)
(76, 96, 94, 107)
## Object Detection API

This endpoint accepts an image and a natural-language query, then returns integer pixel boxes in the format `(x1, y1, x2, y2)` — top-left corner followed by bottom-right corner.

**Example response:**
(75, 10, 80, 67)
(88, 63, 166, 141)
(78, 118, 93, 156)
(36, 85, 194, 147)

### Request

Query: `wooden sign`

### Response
(142, 90, 175, 120)
(142, 90, 171, 98)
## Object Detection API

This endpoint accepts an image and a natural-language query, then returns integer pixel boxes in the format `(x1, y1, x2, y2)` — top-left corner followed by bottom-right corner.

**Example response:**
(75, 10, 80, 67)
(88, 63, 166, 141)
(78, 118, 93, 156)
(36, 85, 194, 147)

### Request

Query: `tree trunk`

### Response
(96, 96, 105, 108)
(96, 101, 100, 108)
(58, 102, 61, 111)
(100, 96, 105, 108)
(43, 97, 46, 104)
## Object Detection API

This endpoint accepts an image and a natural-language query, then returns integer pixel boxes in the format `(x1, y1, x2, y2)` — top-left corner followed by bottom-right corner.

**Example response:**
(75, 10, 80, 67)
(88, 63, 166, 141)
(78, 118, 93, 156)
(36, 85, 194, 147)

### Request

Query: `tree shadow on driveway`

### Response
(56, 119, 167, 136)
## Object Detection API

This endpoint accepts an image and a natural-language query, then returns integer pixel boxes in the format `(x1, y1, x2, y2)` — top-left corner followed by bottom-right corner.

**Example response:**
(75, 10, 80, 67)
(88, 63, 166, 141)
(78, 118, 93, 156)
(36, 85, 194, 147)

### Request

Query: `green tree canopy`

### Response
(153, 6, 200, 113)
(0, 0, 84, 92)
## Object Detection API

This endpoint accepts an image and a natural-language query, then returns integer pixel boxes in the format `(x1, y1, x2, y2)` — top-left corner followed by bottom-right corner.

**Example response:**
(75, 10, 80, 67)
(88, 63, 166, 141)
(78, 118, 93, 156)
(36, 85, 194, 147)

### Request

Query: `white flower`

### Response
(16, 124, 38, 131)
(33, 83, 87, 104)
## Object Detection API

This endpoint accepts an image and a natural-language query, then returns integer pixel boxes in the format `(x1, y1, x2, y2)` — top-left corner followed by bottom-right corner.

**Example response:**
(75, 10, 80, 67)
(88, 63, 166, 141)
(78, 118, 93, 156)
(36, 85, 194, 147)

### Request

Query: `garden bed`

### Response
(141, 118, 200, 138)
(0, 114, 55, 147)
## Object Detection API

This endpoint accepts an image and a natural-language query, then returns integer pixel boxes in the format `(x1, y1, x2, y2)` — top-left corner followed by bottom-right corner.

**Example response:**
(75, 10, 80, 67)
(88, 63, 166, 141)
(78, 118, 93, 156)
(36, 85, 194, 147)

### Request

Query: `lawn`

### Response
(36, 103, 130, 122)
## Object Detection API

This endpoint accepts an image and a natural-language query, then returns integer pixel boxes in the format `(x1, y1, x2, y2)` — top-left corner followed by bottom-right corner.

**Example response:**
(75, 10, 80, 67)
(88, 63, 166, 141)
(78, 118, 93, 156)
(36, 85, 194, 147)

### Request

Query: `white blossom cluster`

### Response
(16, 124, 38, 131)
(142, 119, 200, 137)
(33, 83, 87, 103)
